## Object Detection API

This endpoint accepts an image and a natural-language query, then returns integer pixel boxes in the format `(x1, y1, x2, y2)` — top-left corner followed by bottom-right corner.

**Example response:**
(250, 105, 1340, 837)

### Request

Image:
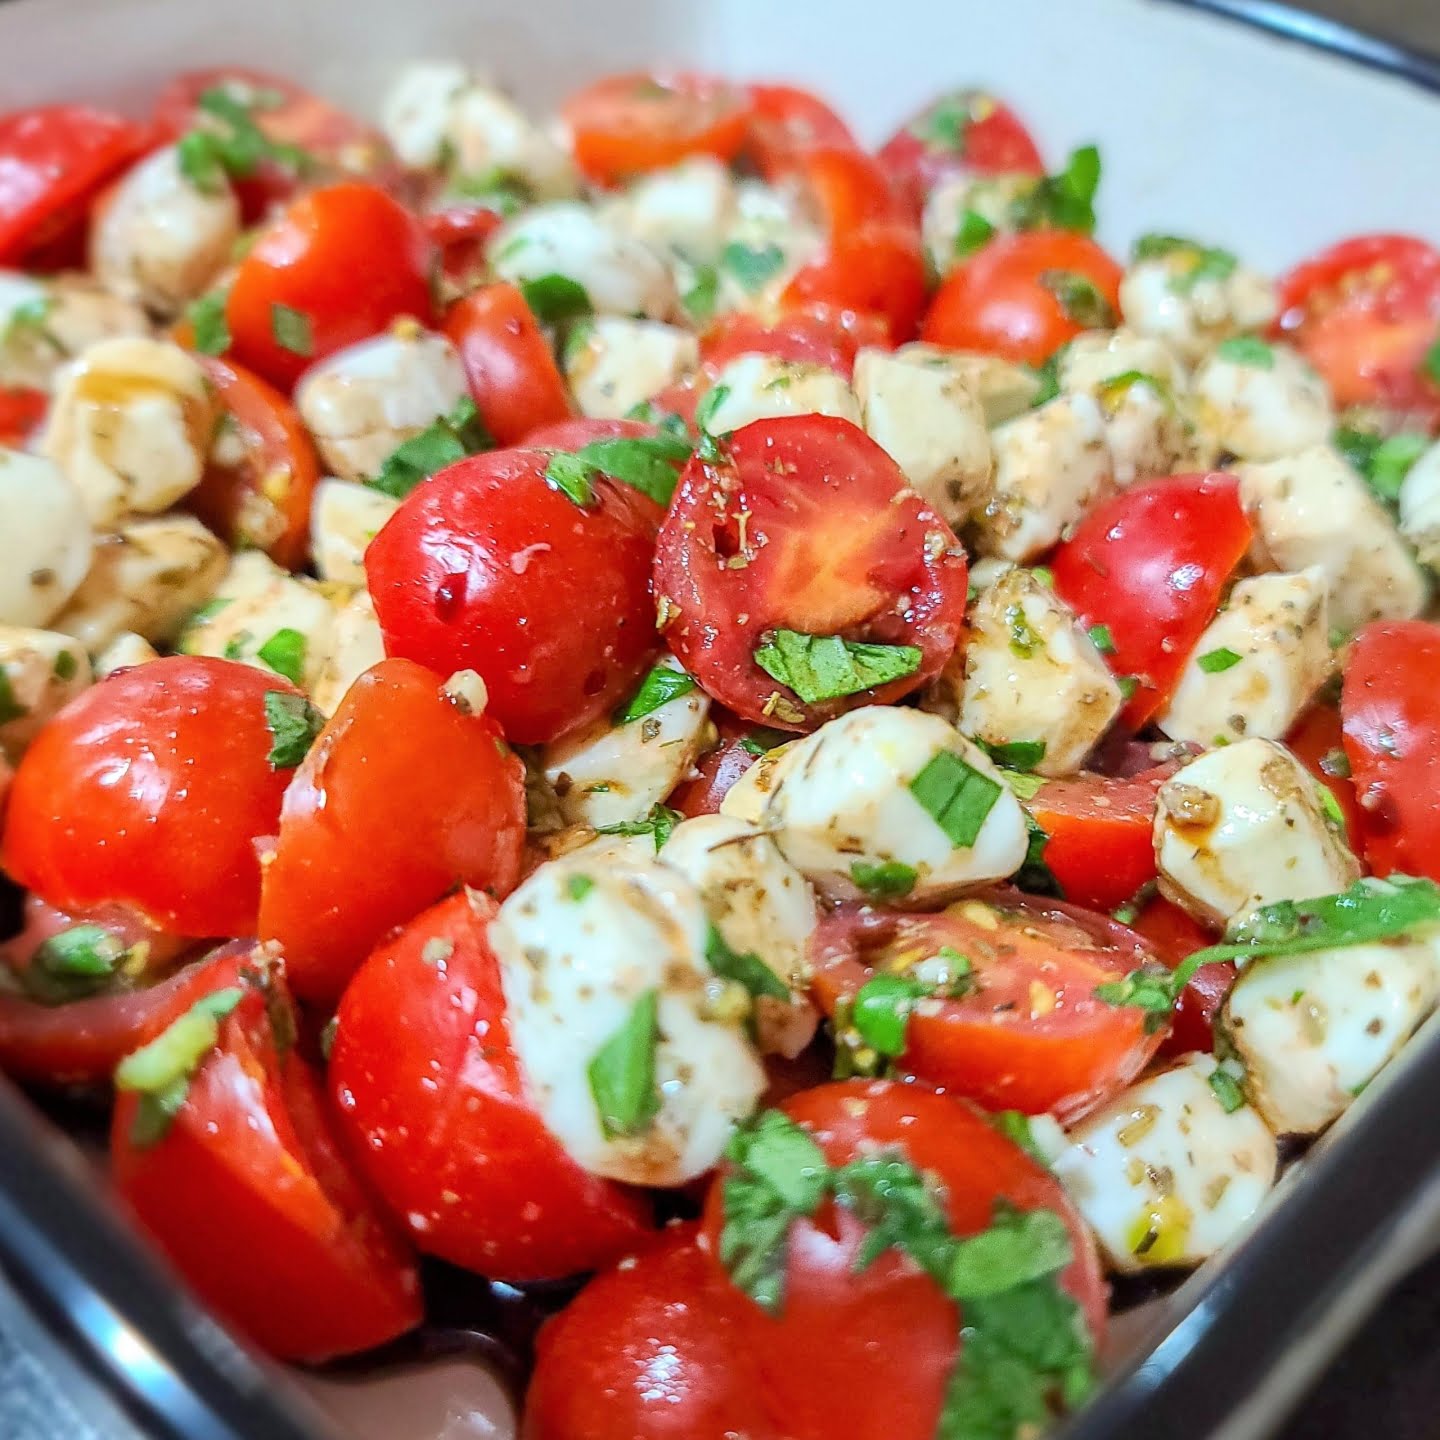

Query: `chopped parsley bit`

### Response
(1010, 144, 1103, 235)
(255, 627, 307, 685)
(186, 288, 231, 355)
(681, 263, 720, 324)
(1116, 674, 1139, 701)
(519, 273, 592, 326)
(1208, 1065, 1248, 1114)
(567, 872, 595, 902)
(1087, 623, 1115, 654)
(52, 649, 78, 681)
(586, 988, 661, 1139)
(1095, 369, 1173, 418)
(849, 860, 919, 900)
(1027, 350, 1063, 407)
(595, 803, 682, 852)
(615, 662, 697, 724)
(1215, 334, 1274, 368)
(370, 396, 493, 499)
(1315, 784, 1348, 835)
(270, 303, 313, 357)
(262, 690, 326, 770)
(721, 240, 786, 292)
(954, 208, 996, 258)
(1005, 603, 1043, 658)
(1039, 269, 1116, 329)
(737, 727, 787, 757)
(177, 86, 314, 196)
(1319, 747, 1351, 780)
(1132, 232, 1238, 293)
(1424, 335, 1440, 387)
(753, 629, 922, 706)
(694, 383, 732, 435)
(1197, 646, 1243, 674)
(1333, 425, 1428, 512)
(909, 749, 1003, 848)
(975, 737, 1047, 773)
(545, 433, 693, 509)
(706, 925, 790, 1002)
(0, 670, 26, 726)
(24, 925, 127, 1004)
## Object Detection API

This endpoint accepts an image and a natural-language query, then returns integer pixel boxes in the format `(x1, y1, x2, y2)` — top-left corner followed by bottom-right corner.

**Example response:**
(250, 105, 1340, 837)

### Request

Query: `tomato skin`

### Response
(0, 105, 149, 264)
(1051, 473, 1254, 728)
(424, 203, 505, 290)
(654, 416, 968, 729)
(521, 416, 656, 449)
(1130, 896, 1231, 1058)
(1341, 621, 1440, 880)
(443, 284, 572, 447)
(1, 658, 295, 938)
(366, 449, 661, 745)
(187, 355, 320, 569)
(745, 84, 858, 179)
(1287, 700, 1363, 843)
(700, 308, 887, 379)
(922, 229, 1122, 365)
(332, 890, 652, 1281)
(257, 658, 525, 1005)
(668, 711, 765, 818)
(225, 182, 435, 390)
(113, 957, 422, 1362)
(0, 386, 47, 446)
(784, 222, 928, 345)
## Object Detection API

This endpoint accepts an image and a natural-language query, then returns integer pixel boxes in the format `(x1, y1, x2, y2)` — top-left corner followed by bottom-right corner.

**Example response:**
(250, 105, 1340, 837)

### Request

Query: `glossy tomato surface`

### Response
(744, 84, 858, 179)
(1130, 895, 1231, 1058)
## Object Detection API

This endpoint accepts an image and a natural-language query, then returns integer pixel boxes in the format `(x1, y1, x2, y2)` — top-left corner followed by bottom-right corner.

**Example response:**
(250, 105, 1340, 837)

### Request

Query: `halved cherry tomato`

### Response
(0, 105, 149, 264)
(225, 181, 435, 390)
(1129, 895, 1231, 1058)
(366, 449, 661, 744)
(1287, 699, 1364, 843)
(745, 84, 858, 179)
(1, 658, 295, 938)
(0, 386, 46, 446)
(425, 203, 505, 291)
(112, 953, 421, 1361)
(922, 229, 1122, 365)
(879, 89, 1045, 217)
(331, 890, 651, 1281)
(1274, 234, 1440, 428)
(654, 416, 967, 729)
(564, 72, 753, 187)
(443, 283, 572, 446)
(1051, 473, 1253, 728)
(521, 416, 658, 450)
(811, 895, 1163, 1122)
(187, 355, 320, 569)
(1341, 620, 1440, 880)
(700, 308, 888, 379)
(668, 710, 770, 818)
(257, 658, 525, 1005)
(784, 223, 928, 344)
(800, 148, 904, 233)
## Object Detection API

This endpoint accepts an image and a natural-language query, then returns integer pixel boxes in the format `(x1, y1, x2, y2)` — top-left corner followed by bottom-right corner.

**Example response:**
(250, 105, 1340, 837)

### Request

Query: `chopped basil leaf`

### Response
(849, 860, 919, 900)
(595, 803, 682, 852)
(909, 750, 1003, 848)
(851, 973, 928, 1056)
(694, 382, 732, 435)
(1334, 425, 1427, 511)
(586, 988, 661, 1139)
(560, 433, 693, 507)
(1215, 335, 1274, 368)
(1423, 335, 1440, 387)
(975, 738, 1047, 772)
(1017, 809, 1063, 898)
(1132, 233, 1238, 293)
(1095, 369, 1173, 417)
(1116, 674, 1139, 701)
(1039, 269, 1116, 328)
(448, 166, 532, 216)
(24, 924, 127, 1003)
(369, 396, 492, 499)
(177, 88, 313, 197)
(1027, 350, 1062, 407)
(255, 627, 306, 684)
(753, 629, 922, 705)
(954, 209, 997, 258)
(1197, 646, 1242, 674)
(706, 925, 790, 1002)
(1009, 144, 1102, 235)
(1087, 623, 1115, 654)
(1002, 769, 1048, 802)
(520, 273, 592, 326)
(913, 90, 979, 149)
(566, 873, 595, 901)
(543, 451, 596, 506)
(990, 1110, 1048, 1166)
(681, 263, 720, 324)
(615, 662, 697, 724)
(184, 289, 231, 355)
(721, 240, 786, 292)
(1208, 1066, 1247, 1114)
(52, 649, 78, 681)
(262, 690, 325, 770)
(0, 670, 26, 726)
(737, 727, 787, 756)
(270, 303, 313, 357)
(1092, 964, 1182, 1034)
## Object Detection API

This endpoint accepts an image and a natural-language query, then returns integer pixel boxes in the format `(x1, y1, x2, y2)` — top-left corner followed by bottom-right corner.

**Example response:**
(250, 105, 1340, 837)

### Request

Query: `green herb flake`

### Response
(913, 90, 977, 150)
(681, 263, 720, 324)
(954, 209, 997, 258)
(519, 273, 592, 326)
(1423, 335, 1440, 387)
(1006, 603, 1043, 659)
(1197, 646, 1243, 674)
(556, 432, 693, 508)
(270, 303, 313, 357)
(850, 973, 928, 1056)
(849, 860, 919, 900)
(1316, 783, 1348, 835)
(738, 727, 787, 757)
(1208, 1066, 1247, 1114)
(706, 925, 790, 1002)
(52, 648, 78, 681)
(753, 629, 921, 706)
(1116, 674, 1139, 701)
(1027, 350, 1062, 407)
(722, 241, 786, 292)
(615, 662, 697, 724)
(1095, 369, 1174, 418)
(990, 1109, 1048, 1166)
(255, 627, 307, 685)
(35, 925, 124, 980)
(543, 451, 596, 506)
(1215, 335, 1275, 368)
(1334, 424, 1428, 511)
(0, 670, 26, 726)
(2, 295, 55, 347)
(595, 803, 682, 852)
(1010, 144, 1103, 235)
(587, 988, 661, 1139)
(908, 749, 1003, 848)
(975, 738, 1047, 772)
(369, 395, 493, 499)
(1039, 269, 1116, 329)
(1132, 233, 1238, 293)
(262, 690, 326, 770)
(1320, 747, 1351, 779)
(694, 382, 732, 435)
(567, 872, 595, 901)
(1092, 965, 1183, 1034)
(186, 289, 231, 356)
(1087, 623, 1115, 654)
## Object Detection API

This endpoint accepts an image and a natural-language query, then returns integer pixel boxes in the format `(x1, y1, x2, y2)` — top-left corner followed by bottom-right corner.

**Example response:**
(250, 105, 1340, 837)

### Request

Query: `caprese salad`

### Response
(1, 60, 1439, 1440)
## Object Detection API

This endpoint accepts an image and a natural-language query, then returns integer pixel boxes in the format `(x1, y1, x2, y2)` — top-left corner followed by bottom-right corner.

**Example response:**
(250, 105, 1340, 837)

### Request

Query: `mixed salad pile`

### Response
(1, 60, 1440, 1440)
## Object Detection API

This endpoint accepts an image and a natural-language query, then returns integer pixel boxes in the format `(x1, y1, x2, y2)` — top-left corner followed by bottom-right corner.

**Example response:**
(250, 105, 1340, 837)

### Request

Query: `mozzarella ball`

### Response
(660, 814, 820, 1057)
(542, 658, 711, 829)
(310, 477, 401, 586)
(1119, 254, 1278, 366)
(0, 449, 93, 627)
(43, 337, 215, 529)
(0, 271, 150, 391)
(92, 630, 159, 678)
(1222, 932, 1440, 1135)
(295, 329, 468, 484)
(1238, 444, 1427, 633)
(489, 202, 677, 320)
(1192, 341, 1331, 461)
(853, 344, 993, 527)
(492, 857, 766, 1186)
(974, 392, 1114, 561)
(1154, 739, 1360, 929)
(311, 588, 385, 715)
(565, 317, 698, 420)
(961, 566, 1123, 777)
(1049, 1053, 1278, 1273)
(1398, 438, 1440, 571)
(0, 625, 91, 756)
(761, 706, 1028, 903)
(603, 157, 738, 265)
(920, 171, 1038, 277)
(701, 354, 859, 435)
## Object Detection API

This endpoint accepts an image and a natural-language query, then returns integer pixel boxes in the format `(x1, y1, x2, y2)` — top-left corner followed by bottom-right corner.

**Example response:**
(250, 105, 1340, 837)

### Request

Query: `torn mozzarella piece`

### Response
(0, 626, 91, 755)
(701, 354, 859, 435)
(309, 478, 401, 586)
(92, 630, 159, 678)
(0, 271, 150, 391)
(565, 317, 698, 420)
(1398, 438, 1440, 571)
(311, 589, 385, 715)
(1119, 255, 1278, 366)
(1192, 341, 1332, 461)
(603, 157, 738, 265)
(0, 449, 92, 627)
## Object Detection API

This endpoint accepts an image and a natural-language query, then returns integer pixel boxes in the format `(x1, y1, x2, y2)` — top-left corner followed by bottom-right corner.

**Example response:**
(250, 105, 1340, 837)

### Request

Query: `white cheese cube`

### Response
(0, 271, 150, 391)
(920, 171, 1039, 278)
(701, 354, 860, 435)
(0, 625, 90, 756)
(565, 317, 698, 420)
(310, 478, 400, 586)
(1119, 255, 1278, 366)
(0, 449, 93, 628)
(717, 739, 802, 827)
(933, 352, 1040, 427)
(311, 588, 385, 715)
(92, 630, 159, 678)
(1193, 341, 1332, 461)
(603, 157, 737, 264)
(1398, 438, 1440, 571)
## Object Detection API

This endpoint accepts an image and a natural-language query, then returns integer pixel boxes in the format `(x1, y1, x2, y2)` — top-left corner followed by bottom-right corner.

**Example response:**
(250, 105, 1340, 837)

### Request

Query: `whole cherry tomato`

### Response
(521, 416, 656, 449)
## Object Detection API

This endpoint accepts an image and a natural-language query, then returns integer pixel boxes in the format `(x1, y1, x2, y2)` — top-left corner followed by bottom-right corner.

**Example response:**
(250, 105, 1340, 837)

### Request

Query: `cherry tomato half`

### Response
(668, 709, 772, 818)
(1287, 699, 1363, 843)
(745, 84, 858, 180)
(0, 385, 47, 445)
(425, 203, 505, 292)
(700, 308, 889, 379)
(1130, 895, 1231, 1059)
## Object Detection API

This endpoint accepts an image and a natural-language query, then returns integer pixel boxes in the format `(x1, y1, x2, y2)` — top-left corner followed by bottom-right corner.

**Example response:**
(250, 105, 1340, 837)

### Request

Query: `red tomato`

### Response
(812, 898, 1162, 1122)
(922, 230, 1122, 364)
(0, 386, 46, 446)
(187, 355, 320, 570)
(521, 416, 656, 449)
(112, 954, 421, 1361)
(1341, 620, 1440, 880)
(443, 284, 572, 446)
(879, 89, 1045, 217)
(331, 889, 651, 1280)
(1051, 473, 1253, 728)
(257, 658, 525, 1005)
(1130, 896, 1231, 1058)
(366, 448, 660, 744)
(655, 416, 967, 729)
(225, 182, 435, 390)
(0, 105, 149, 264)
(668, 711, 771, 818)
(563, 72, 753, 186)
(745, 84, 858, 179)
(1287, 700, 1364, 843)
(784, 222, 928, 345)
(425, 203, 505, 290)
(1, 658, 295, 938)
(1275, 234, 1440, 428)
(700, 308, 888, 379)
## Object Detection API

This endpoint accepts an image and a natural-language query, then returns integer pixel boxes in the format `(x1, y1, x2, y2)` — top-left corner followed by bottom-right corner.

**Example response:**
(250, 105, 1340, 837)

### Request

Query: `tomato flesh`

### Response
(1130, 896, 1232, 1058)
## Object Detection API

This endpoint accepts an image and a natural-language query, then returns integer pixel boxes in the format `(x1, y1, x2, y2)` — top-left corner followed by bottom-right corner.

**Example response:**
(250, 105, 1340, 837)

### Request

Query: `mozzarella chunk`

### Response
(1222, 933, 1440, 1135)
(542, 658, 710, 829)
(1158, 570, 1333, 745)
(43, 337, 214, 530)
(492, 858, 766, 1185)
(311, 588, 384, 715)
(853, 344, 993, 527)
(934, 352, 1040, 427)
(90, 145, 239, 318)
(1119, 255, 1278, 365)
(0, 449, 93, 627)
(178, 550, 336, 693)
(1049, 1054, 1278, 1273)
(1154, 739, 1360, 928)
(718, 740, 802, 826)
(761, 706, 1028, 902)
(974, 393, 1113, 561)
(310, 478, 400, 586)
(51, 514, 226, 651)
(295, 330, 468, 484)
(603, 158, 737, 264)
(0, 271, 150, 391)
(489, 203, 677, 320)
(1398, 438, 1440, 570)
(702, 354, 859, 434)
(92, 630, 159, 678)
(1192, 341, 1331, 461)
(920, 171, 1038, 277)
(1238, 445, 1427, 632)
(961, 566, 1122, 777)
(0, 626, 90, 755)
(565, 317, 698, 420)
(660, 814, 821, 1058)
